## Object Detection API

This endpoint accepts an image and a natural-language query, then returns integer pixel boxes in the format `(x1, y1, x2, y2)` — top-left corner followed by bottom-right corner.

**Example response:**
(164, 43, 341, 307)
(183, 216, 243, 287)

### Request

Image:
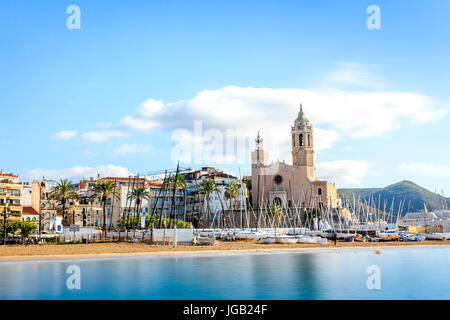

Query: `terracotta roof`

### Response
(101, 177, 146, 182)
(148, 180, 163, 187)
(0, 172, 18, 178)
(22, 206, 39, 215)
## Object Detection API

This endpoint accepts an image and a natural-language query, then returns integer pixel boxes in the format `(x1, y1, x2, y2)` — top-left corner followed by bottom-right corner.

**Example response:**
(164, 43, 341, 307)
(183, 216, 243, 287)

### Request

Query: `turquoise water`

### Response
(1, 247, 449, 299)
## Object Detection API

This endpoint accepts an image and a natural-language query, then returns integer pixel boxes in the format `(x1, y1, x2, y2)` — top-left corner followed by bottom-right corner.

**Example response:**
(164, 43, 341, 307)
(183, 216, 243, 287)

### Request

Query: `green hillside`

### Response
(338, 180, 450, 216)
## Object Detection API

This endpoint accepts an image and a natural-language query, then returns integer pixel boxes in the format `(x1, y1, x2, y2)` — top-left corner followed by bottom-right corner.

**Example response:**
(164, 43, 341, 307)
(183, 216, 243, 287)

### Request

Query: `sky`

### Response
(1, 0, 450, 194)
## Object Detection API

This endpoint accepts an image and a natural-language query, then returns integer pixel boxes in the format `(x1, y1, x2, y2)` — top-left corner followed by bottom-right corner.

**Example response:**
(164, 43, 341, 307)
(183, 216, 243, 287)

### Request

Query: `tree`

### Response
(199, 179, 219, 228)
(267, 203, 283, 233)
(242, 177, 252, 205)
(90, 180, 119, 239)
(128, 186, 151, 237)
(18, 221, 37, 244)
(165, 174, 187, 227)
(49, 179, 79, 225)
(224, 181, 239, 228)
(4, 221, 21, 239)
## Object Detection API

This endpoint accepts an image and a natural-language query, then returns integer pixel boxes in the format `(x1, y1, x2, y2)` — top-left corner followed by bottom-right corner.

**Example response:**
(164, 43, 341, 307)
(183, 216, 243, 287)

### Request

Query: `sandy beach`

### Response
(0, 240, 450, 262)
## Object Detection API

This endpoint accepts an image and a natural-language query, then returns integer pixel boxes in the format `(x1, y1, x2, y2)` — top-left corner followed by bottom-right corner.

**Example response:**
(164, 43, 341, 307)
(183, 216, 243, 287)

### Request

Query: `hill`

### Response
(338, 180, 450, 216)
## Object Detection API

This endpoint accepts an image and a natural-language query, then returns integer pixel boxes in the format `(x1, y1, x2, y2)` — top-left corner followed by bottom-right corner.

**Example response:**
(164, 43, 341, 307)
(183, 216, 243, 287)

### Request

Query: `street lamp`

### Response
(3, 202, 9, 245)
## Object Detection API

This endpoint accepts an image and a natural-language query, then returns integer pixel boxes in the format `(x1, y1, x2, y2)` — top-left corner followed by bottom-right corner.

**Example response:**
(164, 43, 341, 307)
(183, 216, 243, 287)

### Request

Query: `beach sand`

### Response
(1, 240, 450, 262)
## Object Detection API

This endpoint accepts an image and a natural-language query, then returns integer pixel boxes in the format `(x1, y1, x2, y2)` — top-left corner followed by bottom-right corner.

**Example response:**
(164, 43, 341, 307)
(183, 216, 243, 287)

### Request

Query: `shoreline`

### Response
(1, 241, 450, 262)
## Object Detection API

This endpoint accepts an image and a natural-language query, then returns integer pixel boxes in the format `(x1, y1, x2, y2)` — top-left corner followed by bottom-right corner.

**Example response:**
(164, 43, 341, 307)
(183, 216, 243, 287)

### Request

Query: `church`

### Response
(251, 104, 342, 211)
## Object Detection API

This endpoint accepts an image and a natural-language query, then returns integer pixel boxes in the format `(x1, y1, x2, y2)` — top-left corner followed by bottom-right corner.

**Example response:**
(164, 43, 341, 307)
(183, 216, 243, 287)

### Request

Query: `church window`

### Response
(299, 134, 303, 147)
(273, 197, 282, 206)
(318, 187, 322, 196)
(274, 175, 283, 185)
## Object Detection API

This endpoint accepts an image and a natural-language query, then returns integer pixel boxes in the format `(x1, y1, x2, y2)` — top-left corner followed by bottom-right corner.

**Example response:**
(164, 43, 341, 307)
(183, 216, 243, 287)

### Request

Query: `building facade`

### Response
(0, 171, 23, 225)
(251, 105, 341, 210)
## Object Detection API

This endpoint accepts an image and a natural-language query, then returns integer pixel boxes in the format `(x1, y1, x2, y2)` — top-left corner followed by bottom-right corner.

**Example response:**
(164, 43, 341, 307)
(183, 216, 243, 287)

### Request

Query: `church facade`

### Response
(251, 105, 342, 210)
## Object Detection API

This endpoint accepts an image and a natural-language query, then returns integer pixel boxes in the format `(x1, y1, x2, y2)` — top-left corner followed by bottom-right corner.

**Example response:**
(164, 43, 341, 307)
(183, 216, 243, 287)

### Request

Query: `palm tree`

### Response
(267, 203, 283, 234)
(90, 180, 119, 239)
(199, 179, 219, 228)
(224, 182, 239, 228)
(49, 179, 79, 226)
(242, 177, 252, 206)
(165, 174, 187, 227)
(127, 186, 151, 237)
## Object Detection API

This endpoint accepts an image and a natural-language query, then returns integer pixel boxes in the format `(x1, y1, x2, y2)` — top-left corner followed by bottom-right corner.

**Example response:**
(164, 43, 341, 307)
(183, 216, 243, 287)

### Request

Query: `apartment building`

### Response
(31, 179, 62, 232)
(0, 171, 23, 225)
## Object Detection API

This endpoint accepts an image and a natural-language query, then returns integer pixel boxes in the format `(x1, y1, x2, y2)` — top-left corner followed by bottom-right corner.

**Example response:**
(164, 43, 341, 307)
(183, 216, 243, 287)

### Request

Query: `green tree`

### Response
(18, 221, 37, 244)
(165, 174, 188, 227)
(90, 180, 119, 239)
(49, 179, 79, 225)
(199, 179, 219, 228)
(128, 186, 151, 237)
(2, 220, 21, 240)
(224, 181, 239, 228)
(242, 177, 252, 205)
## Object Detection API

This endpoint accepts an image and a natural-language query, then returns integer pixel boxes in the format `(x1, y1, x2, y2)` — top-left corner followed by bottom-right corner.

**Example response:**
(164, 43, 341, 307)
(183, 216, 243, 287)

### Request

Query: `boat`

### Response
(195, 236, 218, 246)
(337, 233, 356, 241)
(424, 233, 450, 240)
(235, 231, 268, 241)
(377, 233, 399, 241)
(276, 237, 298, 244)
(262, 237, 277, 244)
(296, 235, 327, 244)
(399, 234, 425, 242)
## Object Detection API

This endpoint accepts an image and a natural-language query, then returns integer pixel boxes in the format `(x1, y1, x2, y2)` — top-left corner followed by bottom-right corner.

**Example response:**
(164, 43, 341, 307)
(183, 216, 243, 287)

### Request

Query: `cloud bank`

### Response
(28, 165, 132, 181)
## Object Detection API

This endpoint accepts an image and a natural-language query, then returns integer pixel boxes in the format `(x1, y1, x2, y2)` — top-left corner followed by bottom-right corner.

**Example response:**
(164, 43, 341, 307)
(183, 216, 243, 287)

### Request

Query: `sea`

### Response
(0, 247, 449, 299)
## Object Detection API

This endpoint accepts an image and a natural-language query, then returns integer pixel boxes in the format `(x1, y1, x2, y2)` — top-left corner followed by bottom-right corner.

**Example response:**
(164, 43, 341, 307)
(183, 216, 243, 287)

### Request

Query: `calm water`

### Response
(1, 247, 450, 299)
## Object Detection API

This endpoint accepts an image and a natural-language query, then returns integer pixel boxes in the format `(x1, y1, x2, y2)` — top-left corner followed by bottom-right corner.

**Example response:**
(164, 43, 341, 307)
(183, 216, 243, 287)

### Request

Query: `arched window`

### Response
(273, 197, 282, 206)
(318, 187, 323, 196)
(299, 134, 303, 147)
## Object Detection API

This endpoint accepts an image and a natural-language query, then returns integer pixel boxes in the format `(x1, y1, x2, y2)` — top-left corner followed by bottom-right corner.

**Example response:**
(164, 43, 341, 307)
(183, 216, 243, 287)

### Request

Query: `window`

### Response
(274, 175, 283, 185)
(318, 187, 322, 196)
(308, 135, 311, 146)
(7, 189, 21, 197)
(299, 134, 303, 147)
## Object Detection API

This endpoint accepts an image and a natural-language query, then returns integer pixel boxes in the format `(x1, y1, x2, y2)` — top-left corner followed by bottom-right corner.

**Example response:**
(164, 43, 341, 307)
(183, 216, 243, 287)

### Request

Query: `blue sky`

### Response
(1, 0, 450, 194)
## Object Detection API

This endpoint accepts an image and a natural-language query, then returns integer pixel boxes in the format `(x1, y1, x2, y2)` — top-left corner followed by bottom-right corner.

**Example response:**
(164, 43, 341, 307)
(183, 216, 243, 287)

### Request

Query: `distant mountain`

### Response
(338, 180, 450, 216)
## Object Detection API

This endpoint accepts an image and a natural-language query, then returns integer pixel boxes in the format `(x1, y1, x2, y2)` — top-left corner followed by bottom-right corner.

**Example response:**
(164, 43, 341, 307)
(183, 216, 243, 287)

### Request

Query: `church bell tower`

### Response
(291, 104, 314, 168)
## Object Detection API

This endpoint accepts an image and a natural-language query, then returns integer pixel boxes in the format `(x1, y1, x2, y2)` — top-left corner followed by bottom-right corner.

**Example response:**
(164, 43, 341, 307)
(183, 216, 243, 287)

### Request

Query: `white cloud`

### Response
(71, 64, 446, 168)
(323, 62, 384, 88)
(399, 162, 450, 177)
(316, 160, 370, 185)
(28, 165, 132, 181)
(113, 143, 153, 155)
(83, 85, 445, 153)
(52, 130, 77, 140)
(81, 130, 129, 143)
